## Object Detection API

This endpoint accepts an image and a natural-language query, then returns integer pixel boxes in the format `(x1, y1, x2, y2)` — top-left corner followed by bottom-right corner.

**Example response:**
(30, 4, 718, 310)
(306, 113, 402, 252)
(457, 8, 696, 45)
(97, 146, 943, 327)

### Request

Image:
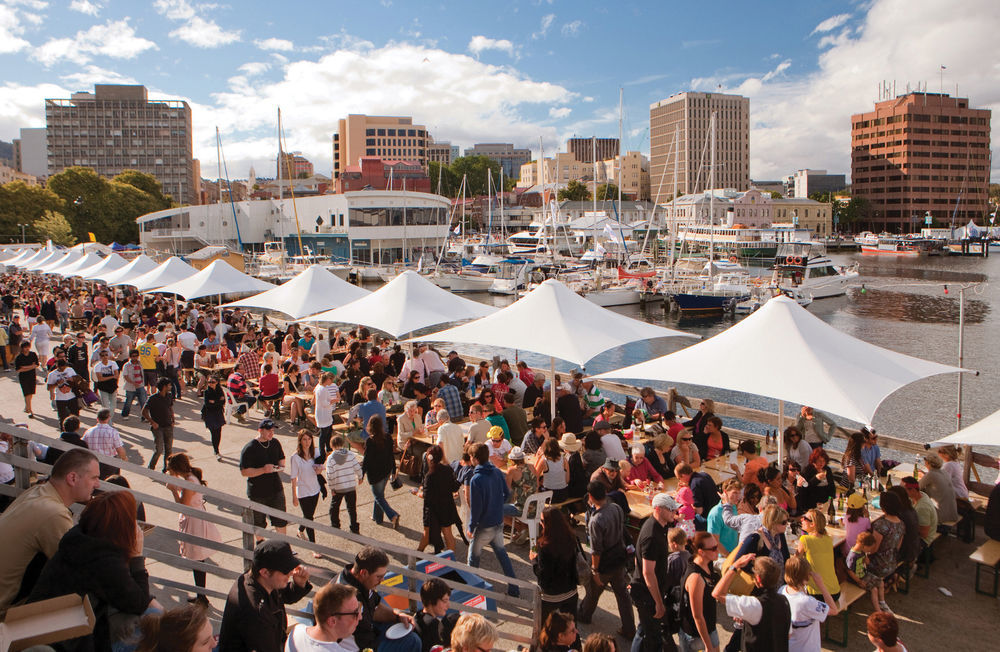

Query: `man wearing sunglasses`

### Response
(286, 583, 360, 652)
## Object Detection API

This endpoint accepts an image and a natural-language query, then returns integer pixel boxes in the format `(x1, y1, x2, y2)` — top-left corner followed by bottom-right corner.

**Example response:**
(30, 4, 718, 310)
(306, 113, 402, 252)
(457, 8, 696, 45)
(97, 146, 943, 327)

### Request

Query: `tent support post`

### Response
(957, 286, 973, 483)
(549, 356, 556, 421)
(777, 399, 784, 465)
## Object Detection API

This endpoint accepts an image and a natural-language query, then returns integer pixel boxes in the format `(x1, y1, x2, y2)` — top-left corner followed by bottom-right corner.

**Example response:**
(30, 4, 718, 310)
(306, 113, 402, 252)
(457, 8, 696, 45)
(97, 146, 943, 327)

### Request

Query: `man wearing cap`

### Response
(218, 539, 312, 652)
(240, 419, 288, 538)
(333, 546, 418, 652)
(591, 458, 628, 495)
(467, 443, 520, 596)
(487, 426, 512, 465)
(630, 492, 681, 652)
(902, 476, 938, 551)
(555, 382, 584, 433)
(579, 481, 635, 639)
(597, 420, 627, 461)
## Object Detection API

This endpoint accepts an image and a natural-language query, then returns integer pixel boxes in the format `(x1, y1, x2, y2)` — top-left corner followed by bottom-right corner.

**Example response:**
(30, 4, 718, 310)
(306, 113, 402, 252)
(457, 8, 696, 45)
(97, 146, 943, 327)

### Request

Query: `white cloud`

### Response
(0, 6, 31, 54)
(761, 59, 791, 82)
(549, 106, 571, 119)
(69, 0, 102, 16)
(155, 0, 240, 48)
(0, 82, 68, 140)
(34, 19, 157, 66)
(467, 35, 515, 57)
(532, 13, 555, 40)
(561, 20, 583, 37)
(255, 37, 294, 51)
(811, 13, 851, 35)
(61, 65, 137, 87)
(183, 40, 575, 178)
(238, 61, 270, 76)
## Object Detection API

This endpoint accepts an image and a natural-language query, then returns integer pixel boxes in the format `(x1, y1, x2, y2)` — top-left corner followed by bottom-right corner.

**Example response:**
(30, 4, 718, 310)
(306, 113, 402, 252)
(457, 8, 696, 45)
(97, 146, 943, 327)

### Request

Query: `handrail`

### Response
(0, 422, 539, 645)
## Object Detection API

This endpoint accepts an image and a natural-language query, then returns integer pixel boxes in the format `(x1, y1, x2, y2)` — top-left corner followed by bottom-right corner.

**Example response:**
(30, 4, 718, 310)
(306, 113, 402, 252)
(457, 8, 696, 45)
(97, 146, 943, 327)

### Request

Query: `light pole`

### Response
(17, 223, 27, 244)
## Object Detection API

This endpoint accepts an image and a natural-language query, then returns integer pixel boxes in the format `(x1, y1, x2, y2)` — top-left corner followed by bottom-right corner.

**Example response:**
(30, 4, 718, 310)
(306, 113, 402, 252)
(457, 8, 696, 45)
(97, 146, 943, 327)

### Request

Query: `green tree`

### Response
(770, 191, 784, 199)
(451, 155, 502, 197)
(595, 182, 620, 202)
(428, 161, 462, 197)
(0, 181, 64, 240)
(33, 211, 77, 246)
(558, 179, 592, 201)
(48, 166, 160, 244)
(839, 196, 872, 228)
(112, 169, 173, 207)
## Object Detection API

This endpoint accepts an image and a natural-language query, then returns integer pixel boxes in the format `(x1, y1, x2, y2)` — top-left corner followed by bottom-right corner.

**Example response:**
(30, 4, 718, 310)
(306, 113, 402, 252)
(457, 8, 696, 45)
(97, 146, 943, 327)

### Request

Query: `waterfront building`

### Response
(463, 143, 532, 179)
(518, 150, 650, 200)
(850, 92, 991, 230)
(12, 128, 47, 179)
(45, 84, 196, 205)
(335, 157, 430, 194)
(649, 92, 750, 202)
(790, 169, 846, 198)
(277, 151, 314, 179)
(136, 190, 450, 264)
(660, 188, 832, 235)
(333, 115, 429, 180)
(598, 151, 650, 201)
(566, 137, 619, 163)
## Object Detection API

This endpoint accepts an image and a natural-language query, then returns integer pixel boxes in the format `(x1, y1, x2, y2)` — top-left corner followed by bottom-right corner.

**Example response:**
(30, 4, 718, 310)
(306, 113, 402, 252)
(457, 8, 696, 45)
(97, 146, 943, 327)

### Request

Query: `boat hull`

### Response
(860, 245, 921, 256)
(582, 288, 641, 307)
(447, 273, 494, 292)
(672, 292, 748, 313)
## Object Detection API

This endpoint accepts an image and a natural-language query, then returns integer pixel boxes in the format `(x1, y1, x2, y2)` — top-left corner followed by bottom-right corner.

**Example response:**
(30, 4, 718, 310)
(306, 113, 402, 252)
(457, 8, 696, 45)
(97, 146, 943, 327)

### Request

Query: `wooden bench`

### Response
(915, 530, 943, 578)
(970, 539, 1000, 597)
(824, 582, 868, 647)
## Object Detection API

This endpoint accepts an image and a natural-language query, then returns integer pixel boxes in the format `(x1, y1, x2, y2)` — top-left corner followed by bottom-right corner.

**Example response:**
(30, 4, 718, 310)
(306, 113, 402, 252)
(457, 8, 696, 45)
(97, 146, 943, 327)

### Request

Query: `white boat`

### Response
(773, 241, 858, 299)
(488, 259, 537, 295)
(581, 285, 641, 307)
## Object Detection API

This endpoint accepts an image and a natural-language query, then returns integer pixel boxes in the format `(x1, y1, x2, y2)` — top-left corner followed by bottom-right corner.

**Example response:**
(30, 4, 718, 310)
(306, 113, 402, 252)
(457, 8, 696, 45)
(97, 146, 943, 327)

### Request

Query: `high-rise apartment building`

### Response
(566, 137, 619, 164)
(649, 92, 750, 203)
(850, 92, 990, 230)
(277, 150, 314, 179)
(333, 115, 428, 179)
(45, 85, 195, 204)
(463, 143, 532, 179)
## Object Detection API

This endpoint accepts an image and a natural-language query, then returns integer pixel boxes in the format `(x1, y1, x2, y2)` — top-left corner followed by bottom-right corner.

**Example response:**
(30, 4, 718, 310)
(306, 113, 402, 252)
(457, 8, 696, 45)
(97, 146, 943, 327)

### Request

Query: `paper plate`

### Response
(386, 623, 414, 640)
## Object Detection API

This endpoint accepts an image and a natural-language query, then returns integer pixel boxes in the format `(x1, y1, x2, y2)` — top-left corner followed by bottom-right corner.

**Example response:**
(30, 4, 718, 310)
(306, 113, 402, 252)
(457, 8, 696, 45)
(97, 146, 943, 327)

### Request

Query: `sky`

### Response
(1, 0, 999, 184)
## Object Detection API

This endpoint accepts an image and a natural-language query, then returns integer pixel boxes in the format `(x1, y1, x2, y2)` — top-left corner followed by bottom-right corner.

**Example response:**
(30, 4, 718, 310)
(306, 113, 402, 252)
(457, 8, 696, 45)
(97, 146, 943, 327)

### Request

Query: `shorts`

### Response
(250, 489, 288, 528)
(181, 350, 195, 369)
(142, 369, 158, 386)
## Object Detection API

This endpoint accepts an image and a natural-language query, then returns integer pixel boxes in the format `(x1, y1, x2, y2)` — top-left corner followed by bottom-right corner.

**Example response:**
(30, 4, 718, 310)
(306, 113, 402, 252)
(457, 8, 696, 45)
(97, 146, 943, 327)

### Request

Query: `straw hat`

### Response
(558, 433, 582, 452)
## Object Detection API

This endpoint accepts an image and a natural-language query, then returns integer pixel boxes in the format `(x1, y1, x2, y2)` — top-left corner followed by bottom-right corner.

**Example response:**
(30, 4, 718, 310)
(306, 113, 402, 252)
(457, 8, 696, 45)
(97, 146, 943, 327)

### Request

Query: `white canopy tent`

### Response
(122, 257, 198, 292)
(100, 254, 158, 286)
(10, 248, 51, 268)
(36, 251, 83, 274)
(302, 270, 497, 338)
(78, 253, 128, 282)
(22, 250, 64, 271)
(54, 252, 105, 278)
(0, 249, 30, 264)
(222, 264, 370, 319)
(930, 409, 1000, 447)
(415, 278, 698, 418)
(591, 295, 972, 460)
(153, 259, 276, 300)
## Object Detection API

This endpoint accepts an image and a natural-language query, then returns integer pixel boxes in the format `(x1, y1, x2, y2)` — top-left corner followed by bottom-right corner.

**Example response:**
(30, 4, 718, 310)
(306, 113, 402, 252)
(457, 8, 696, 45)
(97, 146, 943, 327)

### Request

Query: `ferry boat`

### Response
(773, 242, 858, 299)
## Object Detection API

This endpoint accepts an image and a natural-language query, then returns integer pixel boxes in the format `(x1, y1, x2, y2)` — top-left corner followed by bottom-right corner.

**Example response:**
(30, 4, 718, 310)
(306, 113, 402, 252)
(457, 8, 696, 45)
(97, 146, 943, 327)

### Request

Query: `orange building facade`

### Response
(850, 92, 990, 231)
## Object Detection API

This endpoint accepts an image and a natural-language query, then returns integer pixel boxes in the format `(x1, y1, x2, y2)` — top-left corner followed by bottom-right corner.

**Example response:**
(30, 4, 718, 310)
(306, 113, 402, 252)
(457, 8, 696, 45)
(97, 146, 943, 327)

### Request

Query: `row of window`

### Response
(364, 128, 426, 137)
(854, 114, 988, 129)
(350, 206, 445, 226)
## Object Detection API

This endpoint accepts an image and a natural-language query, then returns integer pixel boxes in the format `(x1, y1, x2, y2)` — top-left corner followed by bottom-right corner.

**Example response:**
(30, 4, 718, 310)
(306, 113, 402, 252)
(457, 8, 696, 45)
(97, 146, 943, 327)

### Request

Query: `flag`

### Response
(87, 232, 96, 242)
(452, 224, 461, 235)
(603, 223, 621, 243)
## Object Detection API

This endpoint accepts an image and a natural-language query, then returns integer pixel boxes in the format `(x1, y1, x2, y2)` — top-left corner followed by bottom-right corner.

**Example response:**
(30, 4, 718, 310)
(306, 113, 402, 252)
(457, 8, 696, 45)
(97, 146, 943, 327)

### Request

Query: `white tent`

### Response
(10, 248, 50, 268)
(0, 249, 32, 265)
(591, 295, 971, 456)
(36, 251, 83, 274)
(302, 270, 497, 338)
(122, 257, 198, 292)
(0, 249, 25, 263)
(22, 249, 64, 271)
(79, 253, 128, 282)
(415, 278, 697, 418)
(153, 259, 276, 300)
(930, 410, 1000, 447)
(222, 264, 370, 319)
(55, 252, 105, 278)
(100, 254, 158, 286)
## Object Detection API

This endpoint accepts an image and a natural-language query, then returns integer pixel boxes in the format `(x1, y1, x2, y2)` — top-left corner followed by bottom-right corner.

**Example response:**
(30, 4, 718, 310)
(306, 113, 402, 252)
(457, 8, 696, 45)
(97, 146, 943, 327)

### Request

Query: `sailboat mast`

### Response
(592, 136, 597, 214)
(499, 166, 506, 244)
(670, 123, 679, 279)
(277, 108, 304, 258)
(708, 111, 716, 282)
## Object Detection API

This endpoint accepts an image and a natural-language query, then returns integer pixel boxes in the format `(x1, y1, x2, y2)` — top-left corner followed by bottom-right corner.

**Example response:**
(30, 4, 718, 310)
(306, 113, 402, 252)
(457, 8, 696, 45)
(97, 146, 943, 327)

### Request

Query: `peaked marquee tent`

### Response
(55, 252, 105, 278)
(22, 250, 63, 271)
(100, 254, 158, 286)
(302, 270, 497, 338)
(222, 265, 370, 320)
(153, 259, 275, 300)
(122, 257, 198, 292)
(36, 251, 82, 274)
(78, 253, 128, 282)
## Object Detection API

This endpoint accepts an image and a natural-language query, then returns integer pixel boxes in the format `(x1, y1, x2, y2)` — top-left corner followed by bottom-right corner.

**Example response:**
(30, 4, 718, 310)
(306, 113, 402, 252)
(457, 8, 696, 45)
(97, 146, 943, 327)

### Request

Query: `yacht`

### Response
(488, 259, 537, 295)
(772, 242, 858, 299)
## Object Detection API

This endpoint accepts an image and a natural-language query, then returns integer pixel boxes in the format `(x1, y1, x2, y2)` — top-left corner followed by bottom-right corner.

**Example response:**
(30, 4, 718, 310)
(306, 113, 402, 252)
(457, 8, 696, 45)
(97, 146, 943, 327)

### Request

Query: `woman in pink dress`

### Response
(166, 453, 222, 606)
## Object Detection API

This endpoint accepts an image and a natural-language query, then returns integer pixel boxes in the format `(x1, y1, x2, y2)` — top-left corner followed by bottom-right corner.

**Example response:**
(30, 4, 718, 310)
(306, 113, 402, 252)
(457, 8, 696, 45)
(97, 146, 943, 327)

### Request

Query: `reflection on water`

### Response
(844, 288, 989, 324)
(858, 263, 988, 284)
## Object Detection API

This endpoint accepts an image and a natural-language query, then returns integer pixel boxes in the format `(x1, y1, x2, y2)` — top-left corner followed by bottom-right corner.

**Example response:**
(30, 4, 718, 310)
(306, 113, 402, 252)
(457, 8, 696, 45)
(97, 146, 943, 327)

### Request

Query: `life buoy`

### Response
(729, 255, 738, 263)
(790, 256, 802, 265)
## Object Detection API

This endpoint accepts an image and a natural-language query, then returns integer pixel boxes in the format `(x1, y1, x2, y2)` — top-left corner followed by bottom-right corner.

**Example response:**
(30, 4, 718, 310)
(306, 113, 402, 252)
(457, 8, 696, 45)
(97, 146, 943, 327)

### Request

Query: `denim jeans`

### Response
(121, 387, 148, 417)
(98, 390, 118, 423)
(677, 627, 717, 652)
(467, 524, 519, 596)
(370, 477, 398, 523)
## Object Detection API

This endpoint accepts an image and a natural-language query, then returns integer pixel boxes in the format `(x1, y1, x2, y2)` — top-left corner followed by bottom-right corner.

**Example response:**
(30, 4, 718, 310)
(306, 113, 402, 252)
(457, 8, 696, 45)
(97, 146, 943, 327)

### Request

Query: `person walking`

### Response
(630, 493, 681, 652)
(166, 453, 222, 606)
(239, 419, 288, 540)
(290, 430, 324, 557)
(143, 379, 176, 472)
(81, 408, 128, 477)
(14, 340, 38, 417)
(579, 481, 635, 640)
(120, 349, 148, 420)
(201, 375, 226, 461)
(466, 442, 520, 597)
(361, 415, 400, 528)
(417, 444, 461, 553)
(326, 434, 363, 534)
(312, 372, 339, 457)
(91, 348, 120, 421)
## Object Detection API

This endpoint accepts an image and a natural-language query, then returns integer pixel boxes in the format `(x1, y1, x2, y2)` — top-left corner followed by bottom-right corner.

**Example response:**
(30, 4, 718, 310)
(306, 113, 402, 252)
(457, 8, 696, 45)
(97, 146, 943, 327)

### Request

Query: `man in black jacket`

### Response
(219, 540, 312, 652)
(333, 546, 418, 652)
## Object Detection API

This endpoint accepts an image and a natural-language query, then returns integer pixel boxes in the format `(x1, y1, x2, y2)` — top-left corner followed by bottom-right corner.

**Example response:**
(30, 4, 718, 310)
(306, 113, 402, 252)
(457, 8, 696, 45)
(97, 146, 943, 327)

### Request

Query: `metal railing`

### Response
(0, 423, 539, 647)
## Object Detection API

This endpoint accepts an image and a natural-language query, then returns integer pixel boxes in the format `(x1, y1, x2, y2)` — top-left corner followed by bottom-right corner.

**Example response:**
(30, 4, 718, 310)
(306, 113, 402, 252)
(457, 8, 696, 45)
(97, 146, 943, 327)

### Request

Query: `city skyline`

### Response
(1, 0, 998, 184)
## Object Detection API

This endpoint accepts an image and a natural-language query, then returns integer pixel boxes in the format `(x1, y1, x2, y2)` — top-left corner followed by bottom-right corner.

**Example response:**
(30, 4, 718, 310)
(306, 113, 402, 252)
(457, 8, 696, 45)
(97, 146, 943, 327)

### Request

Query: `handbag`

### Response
(721, 547, 755, 596)
(390, 474, 403, 490)
(398, 447, 422, 477)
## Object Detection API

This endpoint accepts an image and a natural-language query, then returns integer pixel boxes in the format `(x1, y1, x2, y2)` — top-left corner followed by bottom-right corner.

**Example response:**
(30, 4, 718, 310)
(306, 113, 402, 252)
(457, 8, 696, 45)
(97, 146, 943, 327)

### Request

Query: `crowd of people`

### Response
(1, 267, 998, 652)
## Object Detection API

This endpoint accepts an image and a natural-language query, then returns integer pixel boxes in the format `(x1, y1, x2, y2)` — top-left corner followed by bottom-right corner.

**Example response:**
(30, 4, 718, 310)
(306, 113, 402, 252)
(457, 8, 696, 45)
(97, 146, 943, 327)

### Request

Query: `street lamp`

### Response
(16, 223, 27, 244)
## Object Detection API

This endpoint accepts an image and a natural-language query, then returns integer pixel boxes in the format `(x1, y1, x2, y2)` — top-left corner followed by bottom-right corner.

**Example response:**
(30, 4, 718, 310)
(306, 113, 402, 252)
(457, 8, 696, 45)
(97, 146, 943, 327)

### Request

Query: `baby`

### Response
(674, 476, 697, 538)
(846, 531, 886, 612)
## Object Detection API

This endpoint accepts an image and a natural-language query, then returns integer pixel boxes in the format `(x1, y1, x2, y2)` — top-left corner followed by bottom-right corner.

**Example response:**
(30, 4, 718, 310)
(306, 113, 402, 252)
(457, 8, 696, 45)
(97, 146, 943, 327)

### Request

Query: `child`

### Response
(324, 435, 363, 534)
(413, 577, 460, 652)
(666, 527, 691, 583)
(674, 474, 697, 538)
(846, 531, 886, 613)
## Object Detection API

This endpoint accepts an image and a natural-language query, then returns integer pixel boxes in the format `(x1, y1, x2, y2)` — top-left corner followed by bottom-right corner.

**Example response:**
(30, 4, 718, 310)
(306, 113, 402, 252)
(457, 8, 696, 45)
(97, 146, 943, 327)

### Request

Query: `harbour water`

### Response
(424, 251, 998, 448)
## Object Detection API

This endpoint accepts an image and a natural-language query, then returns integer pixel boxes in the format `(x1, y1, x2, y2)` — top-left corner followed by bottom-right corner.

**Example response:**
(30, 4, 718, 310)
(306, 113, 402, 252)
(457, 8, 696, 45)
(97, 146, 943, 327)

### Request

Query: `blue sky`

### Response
(2, 0, 998, 182)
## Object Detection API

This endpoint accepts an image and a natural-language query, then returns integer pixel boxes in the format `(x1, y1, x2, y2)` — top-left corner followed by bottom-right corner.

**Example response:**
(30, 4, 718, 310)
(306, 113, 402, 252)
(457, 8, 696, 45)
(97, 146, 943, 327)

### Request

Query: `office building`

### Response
(567, 137, 619, 164)
(464, 143, 532, 179)
(649, 92, 750, 202)
(45, 84, 195, 204)
(427, 138, 455, 166)
(277, 151, 314, 179)
(851, 92, 991, 230)
(335, 157, 430, 194)
(790, 169, 846, 198)
(333, 115, 428, 180)
(13, 128, 47, 178)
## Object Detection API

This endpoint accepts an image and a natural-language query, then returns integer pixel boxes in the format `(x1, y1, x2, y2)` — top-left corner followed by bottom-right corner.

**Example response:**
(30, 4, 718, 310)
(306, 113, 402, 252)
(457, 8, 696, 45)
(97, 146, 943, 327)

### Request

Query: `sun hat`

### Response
(602, 459, 620, 471)
(558, 433, 582, 452)
(508, 446, 525, 461)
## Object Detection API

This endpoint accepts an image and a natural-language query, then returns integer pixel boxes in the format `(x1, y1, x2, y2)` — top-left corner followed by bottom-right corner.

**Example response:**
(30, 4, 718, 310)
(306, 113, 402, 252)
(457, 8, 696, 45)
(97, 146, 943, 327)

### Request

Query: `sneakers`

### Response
(879, 601, 893, 614)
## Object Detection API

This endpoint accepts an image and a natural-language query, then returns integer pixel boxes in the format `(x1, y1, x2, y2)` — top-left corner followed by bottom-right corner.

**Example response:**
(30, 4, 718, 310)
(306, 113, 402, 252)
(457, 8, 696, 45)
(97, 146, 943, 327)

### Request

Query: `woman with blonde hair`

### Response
(449, 613, 497, 652)
(797, 507, 840, 603)
(166, 453, 222, 605)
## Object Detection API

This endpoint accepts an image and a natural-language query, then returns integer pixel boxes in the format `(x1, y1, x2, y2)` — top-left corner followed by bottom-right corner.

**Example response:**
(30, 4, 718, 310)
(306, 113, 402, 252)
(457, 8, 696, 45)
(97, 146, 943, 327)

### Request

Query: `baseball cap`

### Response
(846, 493, 868, 509)
(253, 540, 300, 574)
(259, 418, 276, 430)
(651, 493, 679, 511)
(488, 426, 505, 440)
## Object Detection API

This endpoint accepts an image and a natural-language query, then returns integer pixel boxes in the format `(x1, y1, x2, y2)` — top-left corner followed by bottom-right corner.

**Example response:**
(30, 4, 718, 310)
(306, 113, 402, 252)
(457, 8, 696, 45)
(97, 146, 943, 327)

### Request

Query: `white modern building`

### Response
(137, 190, 452, 264)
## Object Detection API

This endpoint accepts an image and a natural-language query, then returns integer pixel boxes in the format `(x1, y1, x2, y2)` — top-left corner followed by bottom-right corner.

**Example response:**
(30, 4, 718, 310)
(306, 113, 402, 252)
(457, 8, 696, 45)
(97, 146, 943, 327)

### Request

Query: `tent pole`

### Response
(549, 356, 556, 421)
(957, 286, 972, 483)
(777, 399, 784, 465)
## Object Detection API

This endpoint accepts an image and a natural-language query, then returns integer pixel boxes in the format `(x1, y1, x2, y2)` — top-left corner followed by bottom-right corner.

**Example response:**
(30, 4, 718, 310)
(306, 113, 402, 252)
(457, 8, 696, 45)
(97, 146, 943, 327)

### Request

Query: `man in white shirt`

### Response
(417, 344, 447, 387)
(597, 421, 626, 461)
(313, 373, 339, 457)
(397, 345, 427, 384)
(435, 410, 465, 465)
(466, 403, 491, 445)
(285, 583, 359, 652)
(507, 372, 527, 407)
(310, 333, 330, 361)
(711, 554, 792, 652)
(46, 358, 80, 424)
(99, 312, 120, 334)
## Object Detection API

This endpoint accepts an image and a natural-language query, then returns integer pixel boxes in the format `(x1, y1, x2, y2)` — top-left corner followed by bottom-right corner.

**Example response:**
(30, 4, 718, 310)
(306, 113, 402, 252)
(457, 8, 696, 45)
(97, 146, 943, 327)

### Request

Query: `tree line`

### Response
(0, 167, 172, 246)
